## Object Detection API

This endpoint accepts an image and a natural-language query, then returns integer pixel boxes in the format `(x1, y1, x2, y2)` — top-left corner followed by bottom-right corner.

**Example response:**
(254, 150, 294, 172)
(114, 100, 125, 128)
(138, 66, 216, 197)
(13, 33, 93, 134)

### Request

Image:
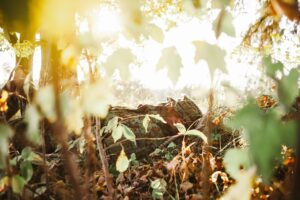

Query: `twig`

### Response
(95, 118, 115, 199)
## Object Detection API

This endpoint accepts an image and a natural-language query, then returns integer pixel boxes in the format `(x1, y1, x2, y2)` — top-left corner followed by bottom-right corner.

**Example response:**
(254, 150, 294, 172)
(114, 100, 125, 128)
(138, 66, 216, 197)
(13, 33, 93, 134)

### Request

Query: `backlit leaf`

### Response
(193, 41, 226, 77)
(213, 10, 235, 38)
(116, 149, 130, 173)
(12, 175, 26, 194)
(157, 47, 182, 84)
(263, 56, 284, 78)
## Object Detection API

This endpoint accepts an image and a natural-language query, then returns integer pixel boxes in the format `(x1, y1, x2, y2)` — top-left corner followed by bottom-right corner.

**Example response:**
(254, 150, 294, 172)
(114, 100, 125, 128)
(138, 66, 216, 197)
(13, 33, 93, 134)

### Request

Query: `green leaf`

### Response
(143, 115, 151, 133)
(185, 130, 208, 143)
(0, 125, 13, 169)
(227, 102, 297, 181)
(157, 46, 182, 84)
(175, 123, 186, 134)
(116, 150, 130, 173)
(25, 105, 41, 145)
(122, 125, 136, 145)
(20, 161, 33, 182)
(223, 148, 252, 180)
(12, 175, 26, 194)
(148, 114, 167, 123)
(106, 117, 119, 133)
(112, 125, 123, 143)
(263, 56, 284, 78)
(151, 179, 167, 199)
(193, 41, 226, 78)
(278, 68, 299, 107)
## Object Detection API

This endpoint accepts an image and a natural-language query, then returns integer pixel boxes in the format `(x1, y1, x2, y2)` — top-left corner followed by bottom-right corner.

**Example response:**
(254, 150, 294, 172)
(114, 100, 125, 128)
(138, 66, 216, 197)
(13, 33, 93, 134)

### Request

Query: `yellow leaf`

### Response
(116, 150, 129, 173)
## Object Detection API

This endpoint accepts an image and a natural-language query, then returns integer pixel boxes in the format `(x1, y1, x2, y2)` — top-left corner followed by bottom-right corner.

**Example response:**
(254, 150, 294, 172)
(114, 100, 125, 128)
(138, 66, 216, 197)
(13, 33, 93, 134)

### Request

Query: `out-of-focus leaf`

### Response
(35, 85, 56, 122)
(12, 175, 26, 194)
(143, 115, 151, 133)
(81, 80, 112, 118)
(104, 48, 135, 80)
(212, 0, 232, 8)
(145, 23, 164, 43)
(263, 56, 284, 78)
(61, 94, 83, 135)
(116, 149, 130, 173)
(175, 123, 186, 134)
(106, 117, 119, 133)
(25, 105, 41, 145)
(185, 130, 208, 143)
(112, 125, 123, 143)
(122, 124, 136, 145)
(0, 125, 13, 169)
(157, 47, 182, 84)
(227, 102, 297, 181)
(213, 10, 235, 38)
(223, 148, 252, 180)
(148, 114, 167, 123)
(221, 168, 256, 200)
(278, 68, 299, 107)
(193, 41, 226, 77)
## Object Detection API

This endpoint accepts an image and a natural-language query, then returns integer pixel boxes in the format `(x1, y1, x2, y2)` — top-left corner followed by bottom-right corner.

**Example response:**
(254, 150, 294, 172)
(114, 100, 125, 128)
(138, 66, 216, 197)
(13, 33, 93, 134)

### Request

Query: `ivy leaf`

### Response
(278, 68, 299, 108)
(12, 175, 26, 194)
(193, 41, 226, 78)
(122, 124, 136, 145)
(104, 48, 135, 80)
(116, 149, 130, 173)
(106, 117, 119, 133)
(112, 125, 123, 143)
(148, 114, 167, 123)
(175, 123, 186, 134)
(223, 148, 252, 180)
(263, 56, 284, 78)
(157, 47, 182, 84)
(143, 115, 151, 133)
(185, 130, 208, 143)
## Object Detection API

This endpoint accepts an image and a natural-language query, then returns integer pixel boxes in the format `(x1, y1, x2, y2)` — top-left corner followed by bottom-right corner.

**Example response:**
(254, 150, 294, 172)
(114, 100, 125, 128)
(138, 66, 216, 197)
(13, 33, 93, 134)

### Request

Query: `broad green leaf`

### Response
(106, 117, 119, 133)
(143, 115, 151, 133)
(0, 125, 13, 169)
(157, 47, 182, 84)
(213, 10, 235, 38)
(193, 41, 226, 77)
(112, 125, 123, 143)
(35, 85, 56, 122)
(122, 125, 136, 145)
(25, 105, 41, 145)
(175, 123, 186, 134)
(148, 114, 167, 123)
(116, 149, 130, 173)
(12, 175, 26, 194)
(278, 68, 299, 107)
(104, 48, 135, 80)
(223, 148, 252, 180)
(185, 130, 208, 143)
(227, 102, 297, 181)
(20, 161, 33, 182)
(263, 56, 284, 78)
(221, 168, 256, 200)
